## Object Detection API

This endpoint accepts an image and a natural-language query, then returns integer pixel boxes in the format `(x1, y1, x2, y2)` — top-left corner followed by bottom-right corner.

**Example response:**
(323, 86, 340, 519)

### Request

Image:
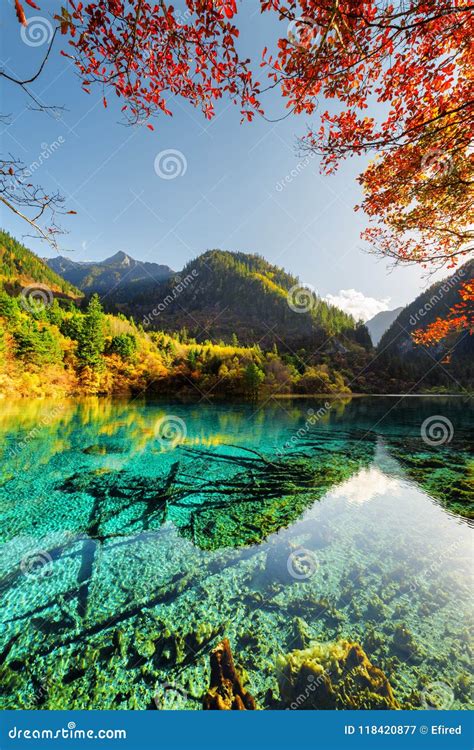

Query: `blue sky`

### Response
(1, 0, 445, 319)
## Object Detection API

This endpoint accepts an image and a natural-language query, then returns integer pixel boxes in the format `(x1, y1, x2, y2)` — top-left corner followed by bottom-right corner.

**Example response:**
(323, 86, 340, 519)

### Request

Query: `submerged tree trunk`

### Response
(203, 639, 256, 710)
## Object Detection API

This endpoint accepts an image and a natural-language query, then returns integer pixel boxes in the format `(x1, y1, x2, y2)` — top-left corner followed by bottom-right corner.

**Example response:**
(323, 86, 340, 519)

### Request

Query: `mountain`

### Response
(372, 259, 473, 391)
(366, 307, 403, 346)
(46, 251, 174, 296)
(0, 230, 82, 300)
(108, 249, 367, 352)
(46, 247, 366, 352)
(2, 231, 471, 397)
(0, 233, 360, 399)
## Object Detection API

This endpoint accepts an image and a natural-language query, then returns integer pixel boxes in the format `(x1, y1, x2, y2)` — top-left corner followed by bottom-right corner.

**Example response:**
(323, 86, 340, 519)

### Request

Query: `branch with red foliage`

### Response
(413, 281, 474, 345)
(55, 0, 263, 126)
(8, 0, 474, 311)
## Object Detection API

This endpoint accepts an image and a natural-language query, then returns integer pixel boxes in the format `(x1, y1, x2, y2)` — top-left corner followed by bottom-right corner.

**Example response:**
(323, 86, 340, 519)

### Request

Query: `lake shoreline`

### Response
(0, 391, 470, 402)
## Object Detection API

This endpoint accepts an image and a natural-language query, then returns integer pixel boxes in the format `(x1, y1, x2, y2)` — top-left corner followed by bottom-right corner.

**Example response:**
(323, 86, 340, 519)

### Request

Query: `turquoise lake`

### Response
(0, 396, 472, 710)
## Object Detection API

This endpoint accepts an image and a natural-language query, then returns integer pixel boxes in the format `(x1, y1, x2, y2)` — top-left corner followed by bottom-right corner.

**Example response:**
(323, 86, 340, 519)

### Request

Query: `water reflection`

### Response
(0, 397, 472, 710)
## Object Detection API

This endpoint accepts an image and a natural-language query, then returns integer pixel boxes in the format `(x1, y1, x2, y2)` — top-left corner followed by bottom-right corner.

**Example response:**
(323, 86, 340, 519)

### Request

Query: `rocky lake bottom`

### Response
(0, 396, 472, 710)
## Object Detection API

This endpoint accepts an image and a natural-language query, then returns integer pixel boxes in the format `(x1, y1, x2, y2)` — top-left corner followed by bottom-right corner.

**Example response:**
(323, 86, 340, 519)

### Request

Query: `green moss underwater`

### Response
(0, 396, 472, 710)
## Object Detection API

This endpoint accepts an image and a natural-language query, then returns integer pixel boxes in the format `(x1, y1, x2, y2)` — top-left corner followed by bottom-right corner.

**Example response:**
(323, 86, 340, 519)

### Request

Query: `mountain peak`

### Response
(103, 251, 132, 266)
(366, 307, 404, 346)
(45, 249, 175, 295)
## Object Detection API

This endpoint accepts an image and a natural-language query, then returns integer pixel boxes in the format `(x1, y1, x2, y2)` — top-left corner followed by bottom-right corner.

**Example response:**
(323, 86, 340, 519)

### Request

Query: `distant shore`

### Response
(1, 391, 470, 402)
(268, 392, 469, 399)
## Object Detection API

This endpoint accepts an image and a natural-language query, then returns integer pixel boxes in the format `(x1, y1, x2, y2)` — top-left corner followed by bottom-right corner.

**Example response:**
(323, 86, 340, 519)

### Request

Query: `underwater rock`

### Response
(135, 634, 156, 660)
(363, 628, 385, 655)
(286, 595, 344, 627)
(83, 445, 107, 455)
(291, 617, 312, 650)
(392, 624, 424, 661)
(130, 619, 220, 669)
(203, 639, 256, 710)
(0, 661, 32, 708)
(277, 638, 400, 710)
(155, 623, 219, 668)
(454, 673, 472, 700)
(386, 443, 474, 520)
(365, 595, 389, 621)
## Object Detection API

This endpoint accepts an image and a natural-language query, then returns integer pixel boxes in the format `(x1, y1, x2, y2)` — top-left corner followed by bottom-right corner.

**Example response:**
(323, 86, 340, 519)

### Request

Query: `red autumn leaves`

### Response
(54, 0, 262, 125)
(10, 1, 473, 343)
(15, 0, 40, 25)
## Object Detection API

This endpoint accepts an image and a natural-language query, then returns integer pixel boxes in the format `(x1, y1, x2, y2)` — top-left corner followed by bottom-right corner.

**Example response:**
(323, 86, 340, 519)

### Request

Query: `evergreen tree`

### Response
(13, 321, 63, 366)
(244, 362, 264, 398)
(46, 298, 64, 327)
(187, 347, 199, 369)
(77, 294, 105, 370)
(354, 321, 372, 349)
(107, 333, 137, 361)
(0, 289, 20, 321)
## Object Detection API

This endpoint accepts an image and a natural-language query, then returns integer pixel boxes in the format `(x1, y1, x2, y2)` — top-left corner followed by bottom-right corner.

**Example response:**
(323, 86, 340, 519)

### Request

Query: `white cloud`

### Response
(323, 288, 391, 322)
(326, 466, 402, 505)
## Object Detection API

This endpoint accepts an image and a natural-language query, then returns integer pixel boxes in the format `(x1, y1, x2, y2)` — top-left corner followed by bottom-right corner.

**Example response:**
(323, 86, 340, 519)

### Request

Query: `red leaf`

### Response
(14, 0, 27, 25)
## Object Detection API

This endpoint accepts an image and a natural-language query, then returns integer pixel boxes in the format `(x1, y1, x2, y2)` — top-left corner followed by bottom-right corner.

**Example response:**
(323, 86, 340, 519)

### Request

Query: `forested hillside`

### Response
(370, 260, 474, 392)
(0, 235, 358, 398)
(105, 249, 362, 351)
(1, 232, 472, 398)
(0, 230, 82, 299)
(0, 289, 355, 398)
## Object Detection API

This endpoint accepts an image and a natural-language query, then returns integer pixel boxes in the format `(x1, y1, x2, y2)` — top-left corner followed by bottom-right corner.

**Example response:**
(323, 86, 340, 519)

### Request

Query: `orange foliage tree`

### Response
(413, 281, 474, 345)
